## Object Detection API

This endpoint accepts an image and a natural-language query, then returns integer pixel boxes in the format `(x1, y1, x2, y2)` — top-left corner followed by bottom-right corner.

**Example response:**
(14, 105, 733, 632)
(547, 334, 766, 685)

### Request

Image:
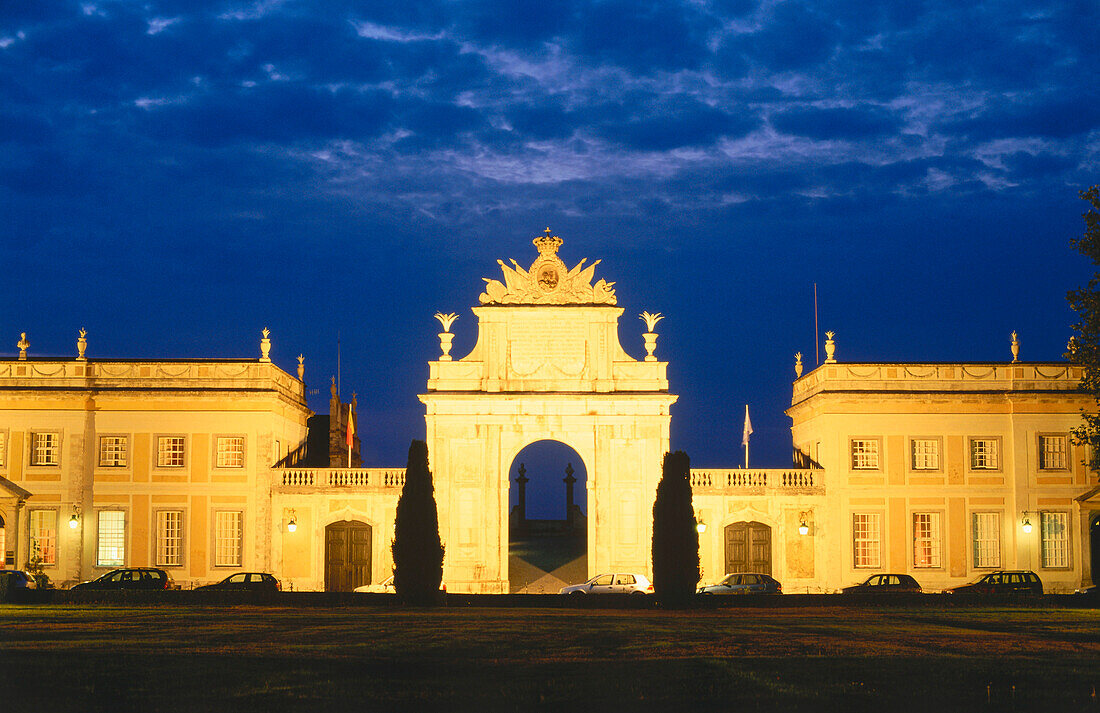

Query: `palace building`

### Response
(1, 234, 1098, 593)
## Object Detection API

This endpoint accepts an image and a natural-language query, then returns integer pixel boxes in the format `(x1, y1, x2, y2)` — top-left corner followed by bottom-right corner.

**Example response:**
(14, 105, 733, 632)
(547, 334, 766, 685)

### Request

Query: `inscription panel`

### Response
(508, 314, 587, 378)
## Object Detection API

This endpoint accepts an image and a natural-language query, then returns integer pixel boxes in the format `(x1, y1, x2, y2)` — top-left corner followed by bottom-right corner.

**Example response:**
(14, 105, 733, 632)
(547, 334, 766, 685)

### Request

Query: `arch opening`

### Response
(507, 440, 588, 593)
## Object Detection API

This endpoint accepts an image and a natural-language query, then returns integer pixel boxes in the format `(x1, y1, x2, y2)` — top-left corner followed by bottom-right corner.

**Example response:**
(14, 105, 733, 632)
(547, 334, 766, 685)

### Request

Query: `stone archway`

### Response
(324, 520, 372, 592)
(421, 231, 676, 593)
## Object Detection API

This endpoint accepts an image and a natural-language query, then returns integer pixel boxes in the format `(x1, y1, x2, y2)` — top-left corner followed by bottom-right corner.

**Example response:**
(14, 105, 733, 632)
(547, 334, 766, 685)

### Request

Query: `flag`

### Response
(346, 404, 355, 446)
(742, 404, 753, 447)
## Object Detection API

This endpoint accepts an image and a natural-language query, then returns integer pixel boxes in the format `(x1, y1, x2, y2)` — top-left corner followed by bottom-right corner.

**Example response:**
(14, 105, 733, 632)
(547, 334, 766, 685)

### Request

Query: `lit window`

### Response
(852, 513, 881, 568)
(98, 436, 128, 468)
(96, 511, 126, 567)
(911, 439, 939, 470)
(28, 510, 57, 566)
(214, 511, 243, 567)
(31, 433, 60, 466)
(156, 510, 183, 567)
(972, 512, 1001, 568)
(912, 513, 942, 568)
(1039, 435, 1067, 470)
(215, 436, 245, 468)
(1040, 512, 1069, 568)
(970, 439, 999, 470)
(850, 440, 880, 470)
(157, 437, 186, 468)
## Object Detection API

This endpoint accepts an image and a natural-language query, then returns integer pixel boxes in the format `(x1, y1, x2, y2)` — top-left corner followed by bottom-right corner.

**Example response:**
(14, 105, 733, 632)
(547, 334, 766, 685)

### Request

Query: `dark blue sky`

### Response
(3, 0, 1098, 489)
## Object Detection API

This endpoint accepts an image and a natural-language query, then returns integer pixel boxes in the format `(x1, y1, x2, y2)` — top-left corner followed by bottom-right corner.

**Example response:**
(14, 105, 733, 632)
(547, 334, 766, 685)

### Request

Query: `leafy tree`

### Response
(391, 440, 445, 604)
(1066, 186, 1100, 476)
(651, 450, 699, 606)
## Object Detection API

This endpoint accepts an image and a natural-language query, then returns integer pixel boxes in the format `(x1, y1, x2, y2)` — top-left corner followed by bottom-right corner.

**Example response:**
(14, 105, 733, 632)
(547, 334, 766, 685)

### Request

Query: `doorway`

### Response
(324, 520, 372, 592)
(725, 521, 772, 576)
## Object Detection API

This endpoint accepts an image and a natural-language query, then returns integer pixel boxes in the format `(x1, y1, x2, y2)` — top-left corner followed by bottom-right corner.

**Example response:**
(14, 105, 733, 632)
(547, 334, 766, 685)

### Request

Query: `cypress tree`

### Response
(392, 440, 445, 605)
(651, 450, 699, 607)
(1067, 186, 1100, 476)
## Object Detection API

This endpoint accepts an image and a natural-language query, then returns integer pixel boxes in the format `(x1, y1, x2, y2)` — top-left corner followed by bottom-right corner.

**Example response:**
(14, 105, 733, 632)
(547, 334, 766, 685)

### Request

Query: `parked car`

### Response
(0, 570, 38, 591)
(70, 567, 176, 591)
(354, 575, 395, 594)
(195, 572, 280, 592)
(560, 573, 653, 595)
(698, 573, 782, 595)
(841, 573, 922, 595)
(944, 570, 1043, 596)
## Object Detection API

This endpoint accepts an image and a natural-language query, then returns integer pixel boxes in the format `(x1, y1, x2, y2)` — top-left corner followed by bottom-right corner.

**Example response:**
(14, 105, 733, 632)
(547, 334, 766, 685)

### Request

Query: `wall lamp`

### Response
(286, 510, 297, 533)
(798, 511, 812, 536)
(68, 505, 81, 530)
(695, 517, 707, 535)
(1021, 511, 1035, 534)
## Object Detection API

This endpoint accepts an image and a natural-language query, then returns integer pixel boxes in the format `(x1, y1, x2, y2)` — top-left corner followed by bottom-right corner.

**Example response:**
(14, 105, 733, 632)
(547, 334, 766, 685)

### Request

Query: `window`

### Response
(28, 510, 57, 565)
(850, 439, 880, 470)
(215, 436, 245, 468)
(96, 511, 126, 567)
(98, 436, 128, 468)
(214, 511, 243, 567)
(970, 438, 999, 470)
(1040, 511, 1069, 568)
(1039, 435, 1067, 470)
(155, 510, 183, 567)
(972, 512, 1001, 568)
(0, 431, 6, 467)
(852, 513, 881, 568)
(911, 439, 939, 470)
(30, 432, 60, 466)
(912, 513, 942, 568)
(157, 436, 186, 468)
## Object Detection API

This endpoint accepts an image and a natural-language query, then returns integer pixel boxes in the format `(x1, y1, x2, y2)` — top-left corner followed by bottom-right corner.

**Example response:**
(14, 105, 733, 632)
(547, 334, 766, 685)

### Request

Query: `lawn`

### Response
(1, 603, 1098, 712)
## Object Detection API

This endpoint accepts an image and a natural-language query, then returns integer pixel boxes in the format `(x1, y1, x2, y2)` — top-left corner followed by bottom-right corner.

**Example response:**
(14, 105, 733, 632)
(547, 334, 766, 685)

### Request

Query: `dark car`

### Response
(841, 573, 923, 595)
(70, 567, 175, 591)
(195, 572, 281, 592)
(945, 570, 1043, 596)
(0, 570, 38, 591)
(698, 573, 782, 595)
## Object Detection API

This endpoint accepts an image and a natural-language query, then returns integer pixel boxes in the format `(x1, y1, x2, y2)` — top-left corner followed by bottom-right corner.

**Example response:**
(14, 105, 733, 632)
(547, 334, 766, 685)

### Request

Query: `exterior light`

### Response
(69, 513, 80, 529)
(798, 510, 811, 536)
(695, 518, 706, 534)
(1021, 517, 1032, 534)
(287, 510, 297, 533)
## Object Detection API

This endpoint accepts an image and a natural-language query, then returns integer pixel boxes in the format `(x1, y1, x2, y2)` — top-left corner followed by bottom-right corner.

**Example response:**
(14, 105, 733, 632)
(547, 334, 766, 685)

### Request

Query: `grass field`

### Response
(1, 603, 1098, 712)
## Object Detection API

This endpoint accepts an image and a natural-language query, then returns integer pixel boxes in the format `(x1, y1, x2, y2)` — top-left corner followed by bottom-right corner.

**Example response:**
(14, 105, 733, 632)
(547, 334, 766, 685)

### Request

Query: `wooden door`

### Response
(725, 521, 771, 575)
(325, 521, 372, 592)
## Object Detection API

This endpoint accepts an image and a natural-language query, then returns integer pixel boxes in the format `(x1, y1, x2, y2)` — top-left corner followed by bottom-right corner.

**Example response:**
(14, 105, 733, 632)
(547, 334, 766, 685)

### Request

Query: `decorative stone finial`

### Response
(259, 328, 272, 362)
(76, 328, 88, 361)
(17, 332, 29, 360)
(794, 352, 803, 378)
(297, 354, 305, 381)
(639, 311, 663, 362)
(824, 331, 836, 363)
(434, 312, 458, 361)
(1011, 331, 1019, 363)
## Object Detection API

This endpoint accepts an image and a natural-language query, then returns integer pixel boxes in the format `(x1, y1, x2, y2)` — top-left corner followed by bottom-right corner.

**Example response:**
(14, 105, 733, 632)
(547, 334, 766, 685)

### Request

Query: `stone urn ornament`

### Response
(297, 354, 305, 381)
(639, 311, 664, 362)
(260, 328, 272, 362)
(794, 352, 803, 378)
(434, 312, 458, 361)
(76, 328, 88, 361)
(824, 331, 836, 363)
(1011, 331, 1019, 363)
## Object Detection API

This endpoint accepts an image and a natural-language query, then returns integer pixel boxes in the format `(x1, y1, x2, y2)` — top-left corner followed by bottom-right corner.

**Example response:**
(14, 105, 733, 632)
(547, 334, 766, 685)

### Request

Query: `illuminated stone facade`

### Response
(0, 352, 309, 588)
(3, 235, 1098, 594)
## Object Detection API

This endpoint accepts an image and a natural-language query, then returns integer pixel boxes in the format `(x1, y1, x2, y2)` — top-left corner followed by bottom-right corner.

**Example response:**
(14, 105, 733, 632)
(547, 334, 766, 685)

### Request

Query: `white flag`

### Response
(742, 404, 753, 447)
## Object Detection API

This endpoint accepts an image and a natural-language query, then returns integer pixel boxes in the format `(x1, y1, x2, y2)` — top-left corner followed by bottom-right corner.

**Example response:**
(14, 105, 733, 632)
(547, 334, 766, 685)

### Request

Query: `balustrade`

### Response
(277, 468, 405, 490)
(690, 468, 821, 493)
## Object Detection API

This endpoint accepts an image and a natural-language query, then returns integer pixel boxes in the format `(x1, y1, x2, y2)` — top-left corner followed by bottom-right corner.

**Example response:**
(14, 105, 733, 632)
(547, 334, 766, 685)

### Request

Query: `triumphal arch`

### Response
(420, 230, 677, 593)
